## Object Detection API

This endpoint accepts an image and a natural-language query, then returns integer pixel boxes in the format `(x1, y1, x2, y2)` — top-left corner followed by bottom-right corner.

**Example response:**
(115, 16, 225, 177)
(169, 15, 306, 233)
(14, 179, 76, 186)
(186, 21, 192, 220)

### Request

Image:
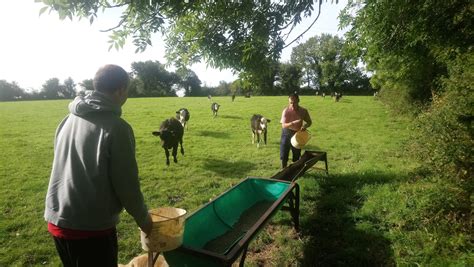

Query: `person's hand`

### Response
(290, 119, 301, 126)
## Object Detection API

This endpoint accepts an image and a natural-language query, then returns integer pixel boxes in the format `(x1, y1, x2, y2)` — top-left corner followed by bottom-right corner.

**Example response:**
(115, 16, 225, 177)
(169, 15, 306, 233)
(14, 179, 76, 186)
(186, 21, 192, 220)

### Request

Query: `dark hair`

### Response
(289, 92, 299, 101)
(93, 64, 130, 94)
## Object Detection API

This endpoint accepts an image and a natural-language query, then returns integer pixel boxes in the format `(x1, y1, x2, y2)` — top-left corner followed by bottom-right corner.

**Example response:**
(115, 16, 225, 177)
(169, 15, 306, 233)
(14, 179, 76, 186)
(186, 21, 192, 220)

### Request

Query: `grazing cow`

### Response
(175, 108, 190, 130)
(322, 92, 326, 98)
(207, 94, 212, 101)
(335, 92, 342, 102)
(251, 114, 271, 148)
(211, 102, 220, 117)
(152, 118, 184, 165)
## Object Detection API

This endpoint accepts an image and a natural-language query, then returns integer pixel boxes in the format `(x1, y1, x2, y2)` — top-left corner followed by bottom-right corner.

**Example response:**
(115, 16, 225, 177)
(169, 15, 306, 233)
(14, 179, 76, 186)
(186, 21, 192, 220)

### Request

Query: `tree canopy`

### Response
(291, 34, 370, 94)
(37, 0, 338, 81)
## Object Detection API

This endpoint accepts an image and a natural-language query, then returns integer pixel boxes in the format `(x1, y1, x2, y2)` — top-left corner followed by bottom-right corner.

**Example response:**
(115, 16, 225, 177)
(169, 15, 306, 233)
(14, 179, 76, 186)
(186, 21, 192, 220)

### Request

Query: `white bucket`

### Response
(140, 207, 187, 252)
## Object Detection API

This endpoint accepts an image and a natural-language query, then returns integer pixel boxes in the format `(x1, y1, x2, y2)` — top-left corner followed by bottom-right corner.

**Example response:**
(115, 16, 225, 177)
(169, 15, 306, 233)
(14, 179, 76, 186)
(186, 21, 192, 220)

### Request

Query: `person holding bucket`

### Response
(44, 64, 153, 267)
(280, 92, 312, 168)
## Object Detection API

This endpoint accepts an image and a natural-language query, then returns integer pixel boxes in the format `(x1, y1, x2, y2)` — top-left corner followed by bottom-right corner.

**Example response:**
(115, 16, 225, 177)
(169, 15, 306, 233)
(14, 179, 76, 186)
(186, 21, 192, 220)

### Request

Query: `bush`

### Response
(408, 52, 473, 247)
(411, 52, 473, 184)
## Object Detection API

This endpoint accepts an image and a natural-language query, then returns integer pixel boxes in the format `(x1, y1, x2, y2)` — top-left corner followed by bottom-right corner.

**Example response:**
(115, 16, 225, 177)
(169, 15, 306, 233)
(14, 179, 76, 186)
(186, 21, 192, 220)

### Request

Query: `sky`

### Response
(0, 1, 347, 91)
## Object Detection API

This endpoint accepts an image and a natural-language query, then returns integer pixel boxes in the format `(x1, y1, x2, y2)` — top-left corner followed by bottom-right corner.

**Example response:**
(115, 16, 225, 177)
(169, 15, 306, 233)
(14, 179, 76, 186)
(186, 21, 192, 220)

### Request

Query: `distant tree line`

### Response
(1, 34, 371, 102)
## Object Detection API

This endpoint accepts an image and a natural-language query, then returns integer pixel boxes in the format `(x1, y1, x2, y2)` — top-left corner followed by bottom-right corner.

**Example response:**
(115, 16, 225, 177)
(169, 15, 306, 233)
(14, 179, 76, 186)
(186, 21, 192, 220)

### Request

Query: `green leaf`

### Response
(39, 6, 49, 16)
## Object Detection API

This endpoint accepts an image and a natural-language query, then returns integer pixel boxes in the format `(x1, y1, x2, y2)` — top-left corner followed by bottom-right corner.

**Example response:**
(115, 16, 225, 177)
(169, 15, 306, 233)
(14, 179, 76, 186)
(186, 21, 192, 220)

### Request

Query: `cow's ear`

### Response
(176, 111, 180, 114)
(152, 131, 161, 136)
(267, 119, 271, 123)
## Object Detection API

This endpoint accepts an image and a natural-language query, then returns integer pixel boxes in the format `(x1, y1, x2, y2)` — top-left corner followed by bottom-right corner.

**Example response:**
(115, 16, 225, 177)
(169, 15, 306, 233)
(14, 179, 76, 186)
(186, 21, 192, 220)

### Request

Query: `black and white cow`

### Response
(152, 118, 184, 165)
(251, 114, 271, 148)
(211, 102, 220, 117)
(175, 108, 190, 130)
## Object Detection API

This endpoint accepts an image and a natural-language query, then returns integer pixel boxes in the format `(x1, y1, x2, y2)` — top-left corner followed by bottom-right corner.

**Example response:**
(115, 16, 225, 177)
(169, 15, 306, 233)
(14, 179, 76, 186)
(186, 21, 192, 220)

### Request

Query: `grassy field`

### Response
(0, 96, 469, 266)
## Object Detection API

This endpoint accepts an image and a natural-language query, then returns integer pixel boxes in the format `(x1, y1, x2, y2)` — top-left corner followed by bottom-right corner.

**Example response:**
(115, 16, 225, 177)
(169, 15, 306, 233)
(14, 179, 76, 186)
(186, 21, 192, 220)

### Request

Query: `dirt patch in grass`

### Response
(245, 225, 301, 266)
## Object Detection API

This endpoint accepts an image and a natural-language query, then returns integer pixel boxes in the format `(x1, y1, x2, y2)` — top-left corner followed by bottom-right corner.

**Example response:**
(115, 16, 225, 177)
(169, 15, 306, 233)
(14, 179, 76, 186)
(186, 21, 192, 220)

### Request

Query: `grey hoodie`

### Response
(44, 91, 149, 231)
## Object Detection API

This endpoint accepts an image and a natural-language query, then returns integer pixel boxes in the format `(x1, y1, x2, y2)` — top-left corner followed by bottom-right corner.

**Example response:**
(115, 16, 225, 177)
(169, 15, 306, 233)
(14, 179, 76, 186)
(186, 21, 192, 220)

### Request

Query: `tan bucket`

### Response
(291, 130, 311, 149)
(140, 207, 187, 252)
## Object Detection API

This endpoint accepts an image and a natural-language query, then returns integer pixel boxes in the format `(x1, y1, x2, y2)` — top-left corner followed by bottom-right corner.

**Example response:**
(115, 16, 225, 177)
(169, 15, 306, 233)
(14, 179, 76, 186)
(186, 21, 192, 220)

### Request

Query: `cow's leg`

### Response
(264, 130, 267, 145)
(164, 148, 170, 165)
(172, 145, 178, 163)
(179, 139, 184, 155)
(252, 131, 255, 144)
(257, 132, 260, 148)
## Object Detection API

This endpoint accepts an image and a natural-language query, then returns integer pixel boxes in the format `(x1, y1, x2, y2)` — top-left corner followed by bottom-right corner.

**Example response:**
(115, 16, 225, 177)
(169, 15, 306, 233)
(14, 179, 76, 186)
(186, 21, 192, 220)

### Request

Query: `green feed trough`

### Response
(162, 177, 300, 267)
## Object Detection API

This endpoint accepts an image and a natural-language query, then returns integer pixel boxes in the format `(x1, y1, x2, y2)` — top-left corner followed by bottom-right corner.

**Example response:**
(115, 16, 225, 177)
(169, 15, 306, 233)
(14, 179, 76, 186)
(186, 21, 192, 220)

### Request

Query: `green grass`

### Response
(0, 96, 471, 266)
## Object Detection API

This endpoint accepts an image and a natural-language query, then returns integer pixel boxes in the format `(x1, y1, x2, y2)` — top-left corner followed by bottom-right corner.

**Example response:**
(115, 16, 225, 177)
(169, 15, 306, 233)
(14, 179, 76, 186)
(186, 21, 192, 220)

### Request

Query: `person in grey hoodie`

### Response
(44, 64, 152, 267)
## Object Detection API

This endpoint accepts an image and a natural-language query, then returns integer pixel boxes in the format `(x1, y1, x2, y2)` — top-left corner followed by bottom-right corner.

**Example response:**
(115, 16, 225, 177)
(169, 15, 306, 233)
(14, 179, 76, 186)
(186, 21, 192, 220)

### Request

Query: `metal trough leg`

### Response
(239, 245, 249, 267)
(281, 184, 300, 231)
(148, 251, 159, 267)
(294, 184, 300, 231)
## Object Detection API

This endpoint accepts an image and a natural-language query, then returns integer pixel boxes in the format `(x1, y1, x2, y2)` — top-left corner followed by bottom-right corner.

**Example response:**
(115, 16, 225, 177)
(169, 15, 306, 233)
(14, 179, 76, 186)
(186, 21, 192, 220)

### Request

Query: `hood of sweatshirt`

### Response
(68, 91, 122, 117)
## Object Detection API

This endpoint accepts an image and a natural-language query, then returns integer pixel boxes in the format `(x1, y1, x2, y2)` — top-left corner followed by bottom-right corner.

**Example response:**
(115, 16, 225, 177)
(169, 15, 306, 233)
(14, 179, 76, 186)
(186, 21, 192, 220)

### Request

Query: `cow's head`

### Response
(152, 130, 175, 147)
(260, 117, 270, 130)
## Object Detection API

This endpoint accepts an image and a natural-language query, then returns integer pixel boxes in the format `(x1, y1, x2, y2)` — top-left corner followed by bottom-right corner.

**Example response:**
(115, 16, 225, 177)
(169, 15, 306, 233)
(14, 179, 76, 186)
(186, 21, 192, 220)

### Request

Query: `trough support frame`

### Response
(238, 245, 249, 267)
(281, 183, 300, 231)
(148, 251, 160, 267)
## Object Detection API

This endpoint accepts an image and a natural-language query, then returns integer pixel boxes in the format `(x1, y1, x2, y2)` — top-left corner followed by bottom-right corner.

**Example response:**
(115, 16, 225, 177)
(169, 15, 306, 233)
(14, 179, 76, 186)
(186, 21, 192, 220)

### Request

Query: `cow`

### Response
(175, 108, 190, 130)
(335, 92, 342, 102)
(251, 114, 271, 148)
(152, 118, 184, 166)
(211, 102, 220, 117)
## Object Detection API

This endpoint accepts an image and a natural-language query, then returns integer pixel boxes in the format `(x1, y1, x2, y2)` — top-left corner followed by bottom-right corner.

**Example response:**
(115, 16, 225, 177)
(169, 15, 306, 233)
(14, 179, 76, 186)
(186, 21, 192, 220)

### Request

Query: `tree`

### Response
(131, 61, 180, 96)
(340, 0, 472, 109)
(277, 63, 303, 95)
(37, 1, 338, 92)
(0, 80, 24, 101)
(214, 81, 232, 96)
(176, 68, 202, 96)
(62, 77, 77, 98)
(291, 34, 358, 94)
(79, 79, 94, 92)
(40, 78, 63, 99)
(291, 37, 323, 89)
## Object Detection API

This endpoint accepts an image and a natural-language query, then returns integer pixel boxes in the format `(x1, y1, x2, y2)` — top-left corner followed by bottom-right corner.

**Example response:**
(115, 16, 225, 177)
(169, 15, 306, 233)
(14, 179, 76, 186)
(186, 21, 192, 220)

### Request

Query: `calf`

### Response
(251, 114, 271, 148)
(211, 102, 220, 117)
(175, 108, 190, 130)
(152, 118, 184, 165)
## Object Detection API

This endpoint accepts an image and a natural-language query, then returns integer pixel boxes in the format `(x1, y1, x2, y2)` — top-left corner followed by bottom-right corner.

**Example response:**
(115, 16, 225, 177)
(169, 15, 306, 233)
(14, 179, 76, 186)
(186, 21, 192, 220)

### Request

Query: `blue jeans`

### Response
(280, 128, 301, 167)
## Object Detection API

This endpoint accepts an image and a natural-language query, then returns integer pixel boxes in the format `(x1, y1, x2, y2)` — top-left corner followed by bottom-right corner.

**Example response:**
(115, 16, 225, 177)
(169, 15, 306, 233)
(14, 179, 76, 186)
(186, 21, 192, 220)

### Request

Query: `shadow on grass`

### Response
(196, 130, 231, 139)
(202, 158, 255, 178)
(299, 172, 397, 266)
(336, 98, 352, 103)
(219, 115, 242, 120)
